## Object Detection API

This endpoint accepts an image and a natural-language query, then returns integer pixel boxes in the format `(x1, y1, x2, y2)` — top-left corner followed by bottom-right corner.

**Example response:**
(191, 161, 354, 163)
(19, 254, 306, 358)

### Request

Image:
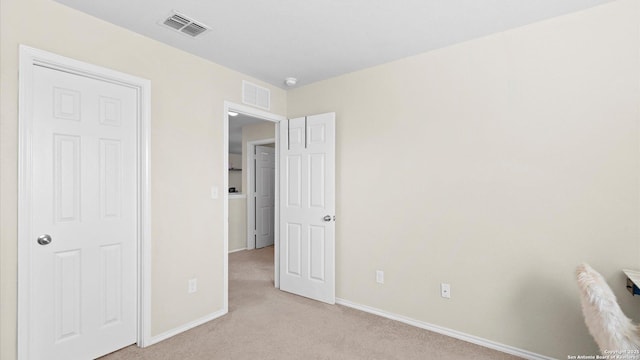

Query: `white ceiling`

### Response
(54, 0, 612, 89)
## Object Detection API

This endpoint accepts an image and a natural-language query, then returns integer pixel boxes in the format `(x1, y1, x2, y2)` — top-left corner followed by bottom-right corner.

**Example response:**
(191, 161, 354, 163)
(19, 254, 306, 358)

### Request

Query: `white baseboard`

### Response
(146, 308, 227, 346)
(335, 298, 554, 360)
(229, 248, 247, 254)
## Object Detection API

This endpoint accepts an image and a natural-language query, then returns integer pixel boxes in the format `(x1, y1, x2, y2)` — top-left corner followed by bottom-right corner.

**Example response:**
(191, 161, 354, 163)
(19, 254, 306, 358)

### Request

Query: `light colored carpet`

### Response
(101, 246, 521, 360)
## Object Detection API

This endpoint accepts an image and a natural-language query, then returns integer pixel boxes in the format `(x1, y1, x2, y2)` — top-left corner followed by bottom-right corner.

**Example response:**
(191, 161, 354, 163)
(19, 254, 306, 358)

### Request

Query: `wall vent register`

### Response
(242, 81, 270, 110)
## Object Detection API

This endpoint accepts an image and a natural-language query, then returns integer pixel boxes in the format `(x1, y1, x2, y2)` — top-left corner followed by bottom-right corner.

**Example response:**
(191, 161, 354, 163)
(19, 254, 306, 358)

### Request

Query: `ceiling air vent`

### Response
(161, 11, 210, 38)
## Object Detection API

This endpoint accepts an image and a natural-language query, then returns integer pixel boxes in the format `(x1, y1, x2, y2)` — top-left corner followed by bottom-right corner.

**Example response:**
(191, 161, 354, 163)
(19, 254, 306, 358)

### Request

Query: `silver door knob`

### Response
(323, 215, 332, 222)
(37, 234, 52, 245)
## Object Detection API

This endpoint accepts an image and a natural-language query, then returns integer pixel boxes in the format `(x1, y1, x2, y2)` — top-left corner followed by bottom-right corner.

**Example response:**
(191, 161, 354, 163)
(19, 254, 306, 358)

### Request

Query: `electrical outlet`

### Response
(188, 278, 198, 294)
(376, 270, 384, 284)
(441, 283, 451, 299)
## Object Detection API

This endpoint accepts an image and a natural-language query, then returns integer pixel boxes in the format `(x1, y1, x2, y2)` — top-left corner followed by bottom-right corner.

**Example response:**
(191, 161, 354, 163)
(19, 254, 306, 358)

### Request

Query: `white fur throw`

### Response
(576, 263, 640, 356)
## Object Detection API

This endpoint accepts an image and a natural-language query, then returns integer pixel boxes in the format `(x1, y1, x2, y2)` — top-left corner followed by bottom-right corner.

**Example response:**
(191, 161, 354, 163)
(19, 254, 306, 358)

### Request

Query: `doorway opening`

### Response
(223, 101, 285, 311)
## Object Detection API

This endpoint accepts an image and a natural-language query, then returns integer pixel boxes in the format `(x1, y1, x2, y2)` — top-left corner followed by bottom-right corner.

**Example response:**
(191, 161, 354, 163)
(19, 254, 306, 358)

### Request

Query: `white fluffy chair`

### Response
(576, 263, 640, 355)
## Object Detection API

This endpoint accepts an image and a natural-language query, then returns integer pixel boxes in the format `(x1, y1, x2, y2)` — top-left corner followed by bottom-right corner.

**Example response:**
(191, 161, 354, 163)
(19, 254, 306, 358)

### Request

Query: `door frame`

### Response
(223, 101, 285, 300)
(17, 45, 153, 358)
(246, 139, 275, 251)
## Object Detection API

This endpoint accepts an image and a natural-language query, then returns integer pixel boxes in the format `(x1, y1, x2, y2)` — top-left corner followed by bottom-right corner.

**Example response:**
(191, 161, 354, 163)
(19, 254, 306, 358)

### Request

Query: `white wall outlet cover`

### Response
(376, 270, 384, 284)
(188, 278, 198, 293)
(441, 283, 451, 299)
(211, 186, 219, 199)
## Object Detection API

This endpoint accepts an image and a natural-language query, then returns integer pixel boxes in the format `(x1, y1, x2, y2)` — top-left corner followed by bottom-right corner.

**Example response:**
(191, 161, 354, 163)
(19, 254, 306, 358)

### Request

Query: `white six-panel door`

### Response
(279, 113, 335, 304)
(255, 145, 275, 249)
(29, 65, 137, 359)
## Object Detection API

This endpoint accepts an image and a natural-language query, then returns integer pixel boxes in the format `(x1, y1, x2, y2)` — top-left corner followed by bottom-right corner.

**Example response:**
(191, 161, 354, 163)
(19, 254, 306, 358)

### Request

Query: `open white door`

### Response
(279, 113, 335, 304)
(255, 145, 275, 248)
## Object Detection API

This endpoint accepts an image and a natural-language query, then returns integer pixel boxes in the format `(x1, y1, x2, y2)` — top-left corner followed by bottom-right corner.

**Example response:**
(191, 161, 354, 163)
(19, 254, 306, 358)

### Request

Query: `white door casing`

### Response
(255, 145, 275, 248)
(279, 113, 336, 304)
(18, 46, 152, 359)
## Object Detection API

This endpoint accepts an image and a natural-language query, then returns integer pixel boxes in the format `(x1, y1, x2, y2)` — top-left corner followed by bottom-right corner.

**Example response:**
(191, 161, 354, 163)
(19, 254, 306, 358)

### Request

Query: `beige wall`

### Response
(0, 0, 285, 358)
(288, 0, 640, 357)
(228, 197, 248, 252)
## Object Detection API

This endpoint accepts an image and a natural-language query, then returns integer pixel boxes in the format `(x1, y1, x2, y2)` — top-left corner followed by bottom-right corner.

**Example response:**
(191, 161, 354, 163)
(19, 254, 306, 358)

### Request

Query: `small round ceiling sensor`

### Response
(284, 77, 297, 87)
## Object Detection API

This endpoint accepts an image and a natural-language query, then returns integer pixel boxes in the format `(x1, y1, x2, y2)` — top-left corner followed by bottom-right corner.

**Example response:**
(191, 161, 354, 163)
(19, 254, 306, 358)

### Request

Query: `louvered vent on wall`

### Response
(242, 81, 270, 110)
(161, 11, 210, 37)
